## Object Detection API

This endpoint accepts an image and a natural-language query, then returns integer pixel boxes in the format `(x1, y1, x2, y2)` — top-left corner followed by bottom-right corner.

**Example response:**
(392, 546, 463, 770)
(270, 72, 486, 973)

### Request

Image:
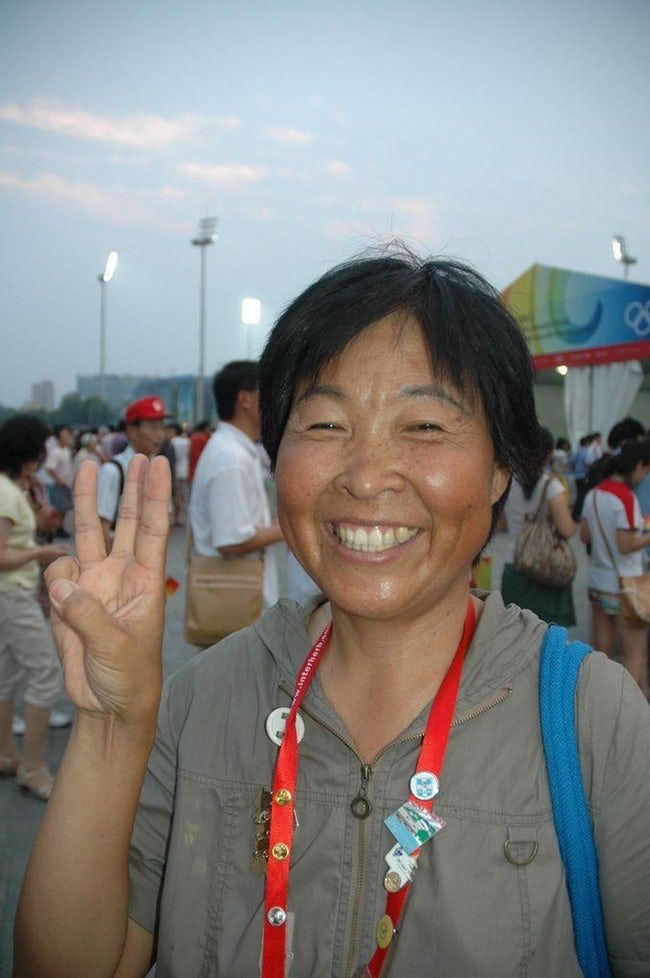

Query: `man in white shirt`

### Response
(96, 396, 167, 550)
(190, 361, 283, 610)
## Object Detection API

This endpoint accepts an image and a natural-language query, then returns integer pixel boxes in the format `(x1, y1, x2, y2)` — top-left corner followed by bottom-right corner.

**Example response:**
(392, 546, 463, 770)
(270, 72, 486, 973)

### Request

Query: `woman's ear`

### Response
(490, 465, 511, 505)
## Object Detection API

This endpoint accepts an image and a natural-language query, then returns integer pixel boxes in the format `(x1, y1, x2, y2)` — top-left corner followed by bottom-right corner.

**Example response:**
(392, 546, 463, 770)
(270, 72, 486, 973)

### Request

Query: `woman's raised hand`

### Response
(45, 455, 171, 725)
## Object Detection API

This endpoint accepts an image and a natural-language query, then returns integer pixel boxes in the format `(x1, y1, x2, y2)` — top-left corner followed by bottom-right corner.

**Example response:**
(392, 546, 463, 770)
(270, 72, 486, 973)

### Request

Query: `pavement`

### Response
(0, 526, 593, 976)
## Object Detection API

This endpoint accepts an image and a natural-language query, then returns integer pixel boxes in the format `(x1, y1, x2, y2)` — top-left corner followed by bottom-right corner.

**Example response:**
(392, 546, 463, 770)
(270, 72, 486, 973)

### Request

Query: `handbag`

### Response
(539, 625, 611, 977)
(593, 493, 650, 628)
(184, 526, 264, 646)
(513, 477, 576, 588)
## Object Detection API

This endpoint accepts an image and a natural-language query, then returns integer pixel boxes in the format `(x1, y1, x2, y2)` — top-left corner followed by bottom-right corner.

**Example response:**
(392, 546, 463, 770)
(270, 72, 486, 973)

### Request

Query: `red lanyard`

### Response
(262, 601, 476, 978)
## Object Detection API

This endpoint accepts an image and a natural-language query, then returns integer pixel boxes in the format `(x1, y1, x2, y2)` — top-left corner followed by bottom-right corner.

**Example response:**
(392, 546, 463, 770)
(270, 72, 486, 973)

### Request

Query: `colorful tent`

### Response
(502, 264, 650, 369)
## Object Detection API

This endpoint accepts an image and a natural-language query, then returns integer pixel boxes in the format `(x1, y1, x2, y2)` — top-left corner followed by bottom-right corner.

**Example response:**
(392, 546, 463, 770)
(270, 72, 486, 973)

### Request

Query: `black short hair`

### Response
(212, 361, 259, 421)
(260, 249, 542, 536)
(54, 424, 71, 439)
(604, 439, 650, 478)
(607, 417, 645, 450)
(0, 414, 50, 478)
(521, 427, 555, 499)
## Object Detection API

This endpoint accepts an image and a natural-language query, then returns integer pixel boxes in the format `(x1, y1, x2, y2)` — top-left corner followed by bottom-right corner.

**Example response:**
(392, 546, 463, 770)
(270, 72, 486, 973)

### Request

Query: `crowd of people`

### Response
(1, 253, 649, 974)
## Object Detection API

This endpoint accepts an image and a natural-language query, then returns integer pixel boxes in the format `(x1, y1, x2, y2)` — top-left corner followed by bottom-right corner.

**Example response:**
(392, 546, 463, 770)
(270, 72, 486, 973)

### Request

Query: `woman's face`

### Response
(275, 314, 510, 621)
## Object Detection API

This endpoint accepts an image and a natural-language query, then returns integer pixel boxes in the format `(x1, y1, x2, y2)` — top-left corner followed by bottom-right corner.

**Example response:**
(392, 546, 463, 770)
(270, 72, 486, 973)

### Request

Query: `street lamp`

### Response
(611, 235, 637, 279)
(191, 217, 218, 422)
(241, 297, 261, 358)
(98, 251, 119, 404)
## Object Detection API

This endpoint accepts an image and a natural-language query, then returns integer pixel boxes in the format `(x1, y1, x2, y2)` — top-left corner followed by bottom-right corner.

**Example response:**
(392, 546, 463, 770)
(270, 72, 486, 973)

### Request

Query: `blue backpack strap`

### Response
(539, 624, 612, 978)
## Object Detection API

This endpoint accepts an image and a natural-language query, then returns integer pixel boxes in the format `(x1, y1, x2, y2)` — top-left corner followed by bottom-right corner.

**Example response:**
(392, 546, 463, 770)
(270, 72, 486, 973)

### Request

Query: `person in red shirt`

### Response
(188, 421, 210, 481)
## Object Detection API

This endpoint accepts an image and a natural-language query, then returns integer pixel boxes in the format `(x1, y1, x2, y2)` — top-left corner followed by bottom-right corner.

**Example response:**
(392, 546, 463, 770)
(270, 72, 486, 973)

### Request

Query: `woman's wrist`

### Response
(73, 707, 159, 755)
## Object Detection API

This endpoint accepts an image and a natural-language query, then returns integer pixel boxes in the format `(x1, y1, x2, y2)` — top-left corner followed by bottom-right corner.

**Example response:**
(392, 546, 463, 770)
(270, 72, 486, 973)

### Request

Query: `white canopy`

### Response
(563, 361, 644, 447)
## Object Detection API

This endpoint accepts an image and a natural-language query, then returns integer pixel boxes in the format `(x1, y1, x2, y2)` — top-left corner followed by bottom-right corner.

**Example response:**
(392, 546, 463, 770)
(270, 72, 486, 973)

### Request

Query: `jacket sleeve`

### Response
(577, 652, 650, 976)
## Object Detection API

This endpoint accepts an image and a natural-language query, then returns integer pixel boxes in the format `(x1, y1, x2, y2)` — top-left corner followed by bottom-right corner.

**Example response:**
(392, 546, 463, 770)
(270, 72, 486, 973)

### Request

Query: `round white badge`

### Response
(265, 708, 305, 747)
(410, 771, 439, 802)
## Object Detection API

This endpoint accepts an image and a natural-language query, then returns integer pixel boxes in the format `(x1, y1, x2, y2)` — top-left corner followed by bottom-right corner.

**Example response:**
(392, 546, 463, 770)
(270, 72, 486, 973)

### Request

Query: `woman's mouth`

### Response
(329, 522, 419, 553)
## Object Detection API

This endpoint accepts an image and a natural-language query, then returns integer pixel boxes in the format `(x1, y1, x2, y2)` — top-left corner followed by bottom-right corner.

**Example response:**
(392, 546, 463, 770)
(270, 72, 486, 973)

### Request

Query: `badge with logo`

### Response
(409, 771, 439, 801)
(384, 801, 446, 855)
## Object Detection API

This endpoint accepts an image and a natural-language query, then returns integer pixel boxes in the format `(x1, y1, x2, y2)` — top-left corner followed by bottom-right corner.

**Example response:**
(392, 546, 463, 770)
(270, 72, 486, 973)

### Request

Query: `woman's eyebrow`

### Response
(398, 385, 468, 414)
(294, 384, 347, 407)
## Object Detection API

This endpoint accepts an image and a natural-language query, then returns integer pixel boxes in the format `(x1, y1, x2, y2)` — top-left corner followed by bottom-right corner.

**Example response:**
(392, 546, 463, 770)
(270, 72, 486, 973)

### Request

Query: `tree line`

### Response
(0, 393, 116, 428)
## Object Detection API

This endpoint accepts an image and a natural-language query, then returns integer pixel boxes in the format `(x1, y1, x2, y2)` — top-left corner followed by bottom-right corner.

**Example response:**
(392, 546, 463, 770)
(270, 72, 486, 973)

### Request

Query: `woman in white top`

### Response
(0, 416, 68, 799)
(501, 428, 577, 626)
(581, 440, 650, 695)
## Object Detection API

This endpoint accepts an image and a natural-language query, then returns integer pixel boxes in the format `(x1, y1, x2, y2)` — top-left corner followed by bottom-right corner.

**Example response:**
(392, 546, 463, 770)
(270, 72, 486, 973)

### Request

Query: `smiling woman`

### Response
(14, 250, 650, 978)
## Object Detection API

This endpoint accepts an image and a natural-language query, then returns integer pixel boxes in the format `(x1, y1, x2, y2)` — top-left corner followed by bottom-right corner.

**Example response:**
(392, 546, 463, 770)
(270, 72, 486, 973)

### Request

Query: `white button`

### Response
(265, 708, 305, 747)
(410, 771, 439, 801)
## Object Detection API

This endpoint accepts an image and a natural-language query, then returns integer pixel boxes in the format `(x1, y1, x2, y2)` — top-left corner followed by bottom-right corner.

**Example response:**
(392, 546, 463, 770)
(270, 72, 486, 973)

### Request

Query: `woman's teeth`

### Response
(333, 524, 418, 552)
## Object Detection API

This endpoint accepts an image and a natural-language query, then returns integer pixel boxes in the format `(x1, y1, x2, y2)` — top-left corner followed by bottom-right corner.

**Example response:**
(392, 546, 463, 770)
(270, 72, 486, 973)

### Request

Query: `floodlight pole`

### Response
(98, 251, 118, 404)
(611, 235, 637, 280)
(192, 217, 217, 422)
(99, 277, 107, 403)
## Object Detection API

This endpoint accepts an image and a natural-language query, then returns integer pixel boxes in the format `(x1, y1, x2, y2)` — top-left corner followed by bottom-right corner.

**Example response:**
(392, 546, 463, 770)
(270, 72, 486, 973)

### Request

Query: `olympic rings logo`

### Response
(624, 300, 650, 337)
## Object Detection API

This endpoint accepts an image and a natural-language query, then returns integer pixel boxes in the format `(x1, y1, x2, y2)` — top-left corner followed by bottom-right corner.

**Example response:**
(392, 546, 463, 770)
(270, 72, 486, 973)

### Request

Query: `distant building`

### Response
(77, 374, 150, 413)
(77, 373, 214, 424)
(30, 380, 55, 412)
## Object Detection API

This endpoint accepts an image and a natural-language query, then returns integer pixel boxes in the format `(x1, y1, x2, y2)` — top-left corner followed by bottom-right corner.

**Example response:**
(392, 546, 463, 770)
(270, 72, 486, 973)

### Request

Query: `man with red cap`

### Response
(96, 396, 167, 549)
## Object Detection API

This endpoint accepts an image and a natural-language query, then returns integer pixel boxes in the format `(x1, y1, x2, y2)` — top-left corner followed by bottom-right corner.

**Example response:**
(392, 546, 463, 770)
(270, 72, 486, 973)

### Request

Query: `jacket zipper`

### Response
(344, 764, 372, 977)
(277, 679, 512, 975)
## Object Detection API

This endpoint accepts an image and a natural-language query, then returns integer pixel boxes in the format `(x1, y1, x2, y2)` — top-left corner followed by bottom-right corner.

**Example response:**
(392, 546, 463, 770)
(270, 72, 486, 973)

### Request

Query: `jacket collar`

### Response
(254, 591, 547, 736)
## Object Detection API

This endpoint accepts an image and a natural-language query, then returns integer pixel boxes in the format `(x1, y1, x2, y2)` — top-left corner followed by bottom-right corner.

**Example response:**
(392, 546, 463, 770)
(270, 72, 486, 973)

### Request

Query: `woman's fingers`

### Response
(73, 461, 107, 565)
(44, 554, 81, 588)
(48, 578, 122, 651)
(135, 456, 172, 573)
(112, 455, 147, 558)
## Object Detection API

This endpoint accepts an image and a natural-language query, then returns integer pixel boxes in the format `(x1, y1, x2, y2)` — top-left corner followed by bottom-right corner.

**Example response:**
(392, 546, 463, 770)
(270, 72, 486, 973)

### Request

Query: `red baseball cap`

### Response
(124, 396, 167, 423)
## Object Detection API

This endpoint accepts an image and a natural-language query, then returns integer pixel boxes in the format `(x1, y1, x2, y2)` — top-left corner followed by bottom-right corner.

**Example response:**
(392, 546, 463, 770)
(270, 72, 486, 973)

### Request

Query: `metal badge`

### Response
(250, 787, 271, 875)
(267, 906, 286, 927)
(375, 914, 394, 950)
(383, 870, 405, 893)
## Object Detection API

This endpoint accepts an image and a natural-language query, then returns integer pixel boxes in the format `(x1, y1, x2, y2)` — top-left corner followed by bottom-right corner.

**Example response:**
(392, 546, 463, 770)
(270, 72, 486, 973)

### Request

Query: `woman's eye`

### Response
(409, 422, 442, 432)
(307, 422, 342, 431)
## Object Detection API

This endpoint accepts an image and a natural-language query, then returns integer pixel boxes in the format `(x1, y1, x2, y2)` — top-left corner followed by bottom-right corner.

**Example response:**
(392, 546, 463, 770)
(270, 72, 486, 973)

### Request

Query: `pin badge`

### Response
(383, 870, 405, 893)
(267, 906, 286, 927)
(410, 771, 439, 802)
(384, 801, 446, 855)
(265, 708, 305, 746)
(376, 914, 394, 950)
(384, 842, 417, 883)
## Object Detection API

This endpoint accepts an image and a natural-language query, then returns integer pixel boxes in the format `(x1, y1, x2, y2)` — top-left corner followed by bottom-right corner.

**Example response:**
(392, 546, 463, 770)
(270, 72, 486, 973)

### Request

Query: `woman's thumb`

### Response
(49, 579, 116, 643)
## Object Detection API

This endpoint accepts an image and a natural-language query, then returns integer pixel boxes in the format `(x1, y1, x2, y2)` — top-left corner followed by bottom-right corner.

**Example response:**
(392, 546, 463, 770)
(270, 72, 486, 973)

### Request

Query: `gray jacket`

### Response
(129, 592, 650, 977)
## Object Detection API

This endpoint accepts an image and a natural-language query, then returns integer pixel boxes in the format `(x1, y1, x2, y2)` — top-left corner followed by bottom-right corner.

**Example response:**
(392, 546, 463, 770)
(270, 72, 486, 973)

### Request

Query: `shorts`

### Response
(588, 588, 621, 617)
(0, 588, 63, 709)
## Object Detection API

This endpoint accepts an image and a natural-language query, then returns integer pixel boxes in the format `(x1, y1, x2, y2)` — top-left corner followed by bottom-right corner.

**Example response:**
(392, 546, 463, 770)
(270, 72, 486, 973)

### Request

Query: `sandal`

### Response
(16, 763, 54, 801)
(0, 751, 21, 777)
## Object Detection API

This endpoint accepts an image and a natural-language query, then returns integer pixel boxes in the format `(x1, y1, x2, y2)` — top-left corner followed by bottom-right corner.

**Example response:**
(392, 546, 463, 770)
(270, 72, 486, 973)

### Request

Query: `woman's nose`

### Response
(333, 441, 405, 499)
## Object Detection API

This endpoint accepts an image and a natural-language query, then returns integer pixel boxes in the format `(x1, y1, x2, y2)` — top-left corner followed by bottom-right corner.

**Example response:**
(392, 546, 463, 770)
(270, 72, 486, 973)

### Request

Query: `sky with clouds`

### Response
(1, 0, 649, 408)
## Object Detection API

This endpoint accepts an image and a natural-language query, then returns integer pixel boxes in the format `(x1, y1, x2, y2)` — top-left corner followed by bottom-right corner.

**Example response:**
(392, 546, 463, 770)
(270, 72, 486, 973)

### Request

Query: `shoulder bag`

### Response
(592, 492, 650, 628)
(184, 525, 264, 647)
(539, 625, 611, 978)
(513, 477, 576, 588)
